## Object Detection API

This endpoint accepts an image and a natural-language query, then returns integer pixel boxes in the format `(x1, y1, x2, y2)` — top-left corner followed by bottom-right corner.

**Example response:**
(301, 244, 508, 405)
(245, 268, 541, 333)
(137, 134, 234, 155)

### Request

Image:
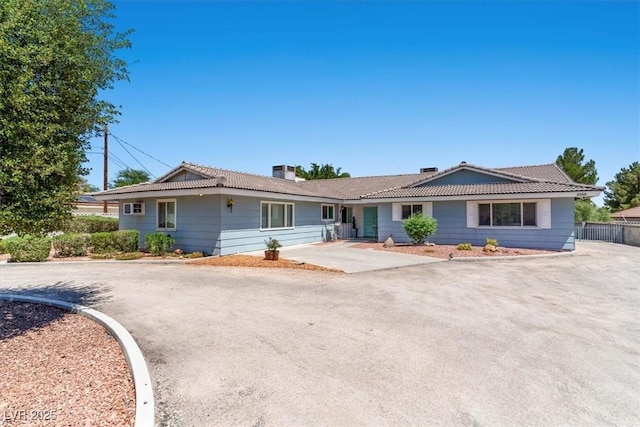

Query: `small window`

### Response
(157, 199, 176, 230)
(321, 204, 335, 221)
(478, 204, 491, 226)
(123, 202, 145, 216)
(401, 204, 422, 220)
(523, 202, 537, 226)
(261, 201, 294, 229)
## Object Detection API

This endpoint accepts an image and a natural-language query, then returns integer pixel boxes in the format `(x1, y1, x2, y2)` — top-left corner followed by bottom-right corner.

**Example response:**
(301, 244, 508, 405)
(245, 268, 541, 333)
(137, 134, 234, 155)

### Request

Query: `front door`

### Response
(363, 207, 378, 239)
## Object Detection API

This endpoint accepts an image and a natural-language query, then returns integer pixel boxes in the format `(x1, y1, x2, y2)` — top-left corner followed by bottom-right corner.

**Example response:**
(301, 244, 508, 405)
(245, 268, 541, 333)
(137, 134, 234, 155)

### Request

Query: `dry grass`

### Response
(187, 254, 343, 272)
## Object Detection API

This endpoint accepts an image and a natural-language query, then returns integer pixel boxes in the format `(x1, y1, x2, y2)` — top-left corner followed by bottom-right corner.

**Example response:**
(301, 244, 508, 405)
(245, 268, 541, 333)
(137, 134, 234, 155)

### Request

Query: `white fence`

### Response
(575, 222, 624, 243)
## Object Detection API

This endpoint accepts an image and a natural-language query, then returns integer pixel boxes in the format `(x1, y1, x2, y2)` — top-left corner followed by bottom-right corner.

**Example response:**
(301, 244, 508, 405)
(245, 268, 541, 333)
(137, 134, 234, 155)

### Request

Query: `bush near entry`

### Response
(402, 213, 438, 245)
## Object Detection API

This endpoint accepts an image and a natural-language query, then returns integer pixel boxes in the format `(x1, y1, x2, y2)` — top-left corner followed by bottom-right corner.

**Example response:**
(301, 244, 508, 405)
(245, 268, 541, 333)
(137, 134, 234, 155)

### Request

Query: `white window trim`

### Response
(123, 202, 145, 216)
(392, 202, 433, 221)
(156, 199, 177, 231)
(260, 201, 295, 230)
(466, 199, 551, 229)
(321, 204, 335, 221)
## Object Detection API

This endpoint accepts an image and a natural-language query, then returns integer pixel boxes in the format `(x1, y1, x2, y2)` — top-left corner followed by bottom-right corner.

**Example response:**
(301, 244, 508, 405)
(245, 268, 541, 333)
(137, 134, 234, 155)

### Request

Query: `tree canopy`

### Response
(296, 163, 351, 180)
(78, 177, 100, 193)
(110, 168, 151, 188)
(0, 0, 131, 235)
(556, 147, 598, 185)
(574, 199, 611, 223)
(604, 162, 640, 211)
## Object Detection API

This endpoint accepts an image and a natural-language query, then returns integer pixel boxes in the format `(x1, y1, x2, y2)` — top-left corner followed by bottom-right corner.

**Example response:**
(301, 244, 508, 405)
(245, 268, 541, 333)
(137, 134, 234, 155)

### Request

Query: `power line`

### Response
(109, 133, 172, 169)
(87, 150, 131, 170)
(111, 135, 154, 177)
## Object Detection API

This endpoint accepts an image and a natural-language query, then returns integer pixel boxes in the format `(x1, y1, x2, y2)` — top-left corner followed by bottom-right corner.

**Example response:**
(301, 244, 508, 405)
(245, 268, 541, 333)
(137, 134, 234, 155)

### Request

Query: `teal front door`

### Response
(363, 207, 378, 239)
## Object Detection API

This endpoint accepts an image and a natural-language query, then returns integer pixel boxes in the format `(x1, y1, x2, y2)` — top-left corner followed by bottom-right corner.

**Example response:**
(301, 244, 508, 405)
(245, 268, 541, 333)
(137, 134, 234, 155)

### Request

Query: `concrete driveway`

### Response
(0, 242, 638, 426)
(251, 240, 444, 273)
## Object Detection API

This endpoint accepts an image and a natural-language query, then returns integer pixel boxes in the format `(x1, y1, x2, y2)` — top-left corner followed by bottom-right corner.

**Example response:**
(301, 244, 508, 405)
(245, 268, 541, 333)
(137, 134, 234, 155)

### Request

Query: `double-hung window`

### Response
(392, 202, 432, 221)
(321, 204, 335, 221)
(401, 204, 423, 220)
(157, 199, 176, 230)
(261, 201, 294, 229)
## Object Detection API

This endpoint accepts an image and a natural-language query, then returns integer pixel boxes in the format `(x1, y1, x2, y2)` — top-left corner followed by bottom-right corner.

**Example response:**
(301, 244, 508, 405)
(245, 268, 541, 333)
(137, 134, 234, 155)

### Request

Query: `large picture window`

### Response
(261, 201, 294, 229)
(478, 202, 537, 227)
(157, 199, 176, 230)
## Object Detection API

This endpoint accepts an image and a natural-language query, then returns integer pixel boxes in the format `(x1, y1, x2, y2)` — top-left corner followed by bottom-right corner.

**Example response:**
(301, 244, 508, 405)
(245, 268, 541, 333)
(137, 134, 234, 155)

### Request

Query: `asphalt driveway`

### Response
(0, 242, 638, 426)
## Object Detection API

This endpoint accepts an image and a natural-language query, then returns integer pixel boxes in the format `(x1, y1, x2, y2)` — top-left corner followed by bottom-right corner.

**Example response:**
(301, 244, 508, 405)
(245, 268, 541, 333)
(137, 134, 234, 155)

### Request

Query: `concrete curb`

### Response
(0, 294, 155, 427)
(448, 250, 577, 262)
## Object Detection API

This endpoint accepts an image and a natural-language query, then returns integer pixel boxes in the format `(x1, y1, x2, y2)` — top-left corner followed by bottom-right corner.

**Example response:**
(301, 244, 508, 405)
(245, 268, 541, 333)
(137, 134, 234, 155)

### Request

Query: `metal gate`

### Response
(575, 222, 624, 243)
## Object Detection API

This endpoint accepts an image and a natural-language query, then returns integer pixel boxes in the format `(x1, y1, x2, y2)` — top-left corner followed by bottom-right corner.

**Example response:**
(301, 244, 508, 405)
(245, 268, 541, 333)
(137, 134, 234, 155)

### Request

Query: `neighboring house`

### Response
(611, 206, 640, 223)
(94, 161, 603, 254)
(75, 194, 119, 217)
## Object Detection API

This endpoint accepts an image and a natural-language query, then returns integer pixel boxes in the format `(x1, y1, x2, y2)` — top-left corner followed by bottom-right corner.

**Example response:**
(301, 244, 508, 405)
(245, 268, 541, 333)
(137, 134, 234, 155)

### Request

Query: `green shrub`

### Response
(62, 215, 119, 234)
(145, 232, 175, 255)
(112, 230, 139, 252)
(402, 213, 438, 245)
(115, 252, 143, 261)
(91, 232, 115, 253)
(52, 233, 91, 257)
(0, 239, 7, 254)
(6, 236, 51, 262)
(457, 243, 472, 251)
(486, 238, 499, 247)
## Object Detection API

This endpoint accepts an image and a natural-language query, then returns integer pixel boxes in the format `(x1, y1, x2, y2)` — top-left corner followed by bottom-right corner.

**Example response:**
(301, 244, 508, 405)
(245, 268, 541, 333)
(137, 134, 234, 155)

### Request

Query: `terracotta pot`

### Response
(264, 250, 279, 261)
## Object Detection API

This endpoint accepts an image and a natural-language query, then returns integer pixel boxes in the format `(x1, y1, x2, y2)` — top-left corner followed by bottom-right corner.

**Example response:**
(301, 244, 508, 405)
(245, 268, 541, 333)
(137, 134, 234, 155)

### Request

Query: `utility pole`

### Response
(103, 124, 108, 213)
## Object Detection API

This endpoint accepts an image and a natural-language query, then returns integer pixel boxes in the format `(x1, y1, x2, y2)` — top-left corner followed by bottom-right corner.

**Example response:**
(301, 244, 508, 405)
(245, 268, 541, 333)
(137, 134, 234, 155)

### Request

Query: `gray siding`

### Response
(119, 196, 221, 254)
(419, 169, 514, 186)
(120, 195, 331, 255)
(167, 170, 206, 181)
(377, 198, 575, 250)
(218, 197, 330, 255)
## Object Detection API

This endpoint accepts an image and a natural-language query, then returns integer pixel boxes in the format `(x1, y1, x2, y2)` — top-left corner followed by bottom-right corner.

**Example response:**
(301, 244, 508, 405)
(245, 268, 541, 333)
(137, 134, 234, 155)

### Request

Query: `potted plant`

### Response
(264, 237, 282, 261)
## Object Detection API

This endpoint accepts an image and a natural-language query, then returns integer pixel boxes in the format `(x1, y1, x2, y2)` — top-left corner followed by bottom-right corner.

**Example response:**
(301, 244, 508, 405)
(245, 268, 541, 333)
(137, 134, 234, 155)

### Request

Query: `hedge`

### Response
(113, 230, 139, 252)
(62, 215, 119, 234)
(6, 236, 51, 262)
(52, 233, 91, 257)
(90, 230, 139, 253)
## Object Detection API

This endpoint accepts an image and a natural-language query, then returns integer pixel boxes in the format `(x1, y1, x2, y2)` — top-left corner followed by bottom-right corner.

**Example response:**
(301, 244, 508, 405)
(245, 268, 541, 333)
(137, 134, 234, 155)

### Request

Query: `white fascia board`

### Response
(93, 187, 341, 203)
(356, 190, 602, 204)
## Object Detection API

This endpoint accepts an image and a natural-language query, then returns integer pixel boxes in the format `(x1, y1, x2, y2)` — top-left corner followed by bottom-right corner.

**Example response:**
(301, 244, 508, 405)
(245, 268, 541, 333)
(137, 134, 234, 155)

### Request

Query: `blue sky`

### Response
(87, 1, 639, 204)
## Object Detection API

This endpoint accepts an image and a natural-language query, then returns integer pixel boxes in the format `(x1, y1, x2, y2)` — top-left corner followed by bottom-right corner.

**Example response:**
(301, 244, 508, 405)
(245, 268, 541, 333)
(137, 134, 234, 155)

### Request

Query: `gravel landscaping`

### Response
(0, 302, 135, 426)
(352, 242, 555, 258)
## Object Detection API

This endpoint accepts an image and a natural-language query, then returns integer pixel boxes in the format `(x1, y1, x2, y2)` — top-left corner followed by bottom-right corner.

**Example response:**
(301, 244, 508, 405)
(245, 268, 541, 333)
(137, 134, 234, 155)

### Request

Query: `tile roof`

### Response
(495, 164, 574, 183)
(361, 181, 598, 199)
(96, 161, 603, 200)
(611, 206, 640, 219)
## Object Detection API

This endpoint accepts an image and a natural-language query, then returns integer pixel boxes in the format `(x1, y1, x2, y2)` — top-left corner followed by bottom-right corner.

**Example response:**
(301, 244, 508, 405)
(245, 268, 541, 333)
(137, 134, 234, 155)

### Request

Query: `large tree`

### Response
(78, 177, 100, 193)
(0, 0, 131, 235)
(296, 163, 351, 180)
(556, 147, 598, 185)
(574, 199, 611, 222)
(110, 168, 150, 188)
(604, 162, 640, 211)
